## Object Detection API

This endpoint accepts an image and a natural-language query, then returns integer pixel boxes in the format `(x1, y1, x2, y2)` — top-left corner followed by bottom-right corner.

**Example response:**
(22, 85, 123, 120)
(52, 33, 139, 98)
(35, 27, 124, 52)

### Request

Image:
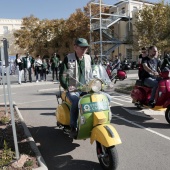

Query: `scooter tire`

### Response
(165, 107, 170, 124)
(96, 141, 118, 170)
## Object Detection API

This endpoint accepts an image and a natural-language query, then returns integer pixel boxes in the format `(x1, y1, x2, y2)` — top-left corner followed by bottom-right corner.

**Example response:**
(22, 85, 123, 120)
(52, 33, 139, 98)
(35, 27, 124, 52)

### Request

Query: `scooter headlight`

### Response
(90, 79, 102, 92)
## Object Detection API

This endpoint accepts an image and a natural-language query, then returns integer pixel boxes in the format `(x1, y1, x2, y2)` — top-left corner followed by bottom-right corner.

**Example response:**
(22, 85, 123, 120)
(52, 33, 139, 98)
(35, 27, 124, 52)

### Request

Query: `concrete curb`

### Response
(13, 102, 48, 170)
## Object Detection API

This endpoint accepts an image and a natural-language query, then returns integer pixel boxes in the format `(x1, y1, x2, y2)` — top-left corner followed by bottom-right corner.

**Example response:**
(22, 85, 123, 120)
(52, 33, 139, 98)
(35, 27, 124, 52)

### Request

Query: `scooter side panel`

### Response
(77, 93, 110, 140)
(90, 124, 122, 147)
(56, 103, 70, 125)
(155, 80, 167, 106)
(77, 94, 93, 139)
(166, 80, 170, 92)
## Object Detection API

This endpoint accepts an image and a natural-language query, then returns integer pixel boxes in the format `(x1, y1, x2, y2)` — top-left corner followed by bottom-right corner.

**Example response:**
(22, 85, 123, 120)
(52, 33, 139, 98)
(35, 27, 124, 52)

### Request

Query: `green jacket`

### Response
(22, 56, 34, 68)
(51, 56, 59, 69)
(42, 62, 47, 70)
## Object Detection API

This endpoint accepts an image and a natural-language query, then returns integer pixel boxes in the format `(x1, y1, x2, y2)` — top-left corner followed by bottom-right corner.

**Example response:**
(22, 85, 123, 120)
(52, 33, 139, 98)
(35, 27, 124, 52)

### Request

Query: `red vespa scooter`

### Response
(131, 71, 170, 124)
(106, 63, 127, 84)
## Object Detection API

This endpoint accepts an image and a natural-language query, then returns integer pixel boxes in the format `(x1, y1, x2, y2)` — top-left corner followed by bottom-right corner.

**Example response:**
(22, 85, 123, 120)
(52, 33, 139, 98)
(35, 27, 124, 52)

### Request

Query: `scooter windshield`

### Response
(90, 64, 111, 84)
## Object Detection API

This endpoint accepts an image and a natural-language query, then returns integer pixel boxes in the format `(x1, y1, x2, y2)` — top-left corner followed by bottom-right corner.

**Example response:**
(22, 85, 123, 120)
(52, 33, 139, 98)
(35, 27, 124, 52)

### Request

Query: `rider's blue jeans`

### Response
(66, 91, 111, 129)
(144, 76, 161, 102)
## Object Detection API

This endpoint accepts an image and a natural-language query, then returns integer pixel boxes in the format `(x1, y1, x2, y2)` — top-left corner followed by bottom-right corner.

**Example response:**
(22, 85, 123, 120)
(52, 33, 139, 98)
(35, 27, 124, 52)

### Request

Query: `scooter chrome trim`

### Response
(90, 124, 121, 147)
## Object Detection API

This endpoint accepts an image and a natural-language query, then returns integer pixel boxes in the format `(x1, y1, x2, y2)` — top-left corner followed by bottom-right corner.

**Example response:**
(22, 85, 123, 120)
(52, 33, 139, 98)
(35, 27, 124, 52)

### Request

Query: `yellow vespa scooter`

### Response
(56, 65, 121, 170)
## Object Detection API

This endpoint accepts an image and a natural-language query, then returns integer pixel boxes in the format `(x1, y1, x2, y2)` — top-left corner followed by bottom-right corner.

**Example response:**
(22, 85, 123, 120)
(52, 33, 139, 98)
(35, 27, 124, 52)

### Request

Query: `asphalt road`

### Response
(0, 70, 170, 170)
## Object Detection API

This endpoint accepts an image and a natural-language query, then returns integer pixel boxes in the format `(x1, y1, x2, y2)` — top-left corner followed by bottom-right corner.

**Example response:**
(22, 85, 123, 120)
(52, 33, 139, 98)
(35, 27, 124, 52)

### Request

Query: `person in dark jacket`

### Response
(42, 58, 48, 81)
(138, 47, 148, 79)
(160, 53, 170, 71)
(15, 53, 24, 84)
(51, 53, 60, 81)
(142, 46, 161, 107)
(22, 52, 34, 83)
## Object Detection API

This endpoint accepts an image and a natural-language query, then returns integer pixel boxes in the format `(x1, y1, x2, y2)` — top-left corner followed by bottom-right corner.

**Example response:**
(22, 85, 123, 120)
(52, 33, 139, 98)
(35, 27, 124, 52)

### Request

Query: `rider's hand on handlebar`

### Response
(153, 71, 159, 77)
(68, 86, 76, 92)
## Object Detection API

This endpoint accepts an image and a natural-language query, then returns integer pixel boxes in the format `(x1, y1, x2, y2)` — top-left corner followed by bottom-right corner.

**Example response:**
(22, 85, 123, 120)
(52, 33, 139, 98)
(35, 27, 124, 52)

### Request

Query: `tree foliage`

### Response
(134, 2, 170, 52)
(13, 1, 111, 58)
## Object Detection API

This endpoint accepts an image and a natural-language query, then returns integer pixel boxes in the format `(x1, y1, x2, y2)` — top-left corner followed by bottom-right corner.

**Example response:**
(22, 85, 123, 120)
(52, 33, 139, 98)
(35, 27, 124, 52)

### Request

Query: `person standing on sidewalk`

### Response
(15, 53, 24, 84)
(23, 52, 34, 83)
(51, 53, 60, 81)
(34, 55, 43, 82)
(42, 58, 48, 81)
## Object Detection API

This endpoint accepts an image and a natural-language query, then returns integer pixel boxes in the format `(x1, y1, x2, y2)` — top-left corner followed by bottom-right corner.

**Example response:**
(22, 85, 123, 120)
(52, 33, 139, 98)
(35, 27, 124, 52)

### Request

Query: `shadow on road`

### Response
(111, 106, 170, 129)
(28, 126, 101, 170)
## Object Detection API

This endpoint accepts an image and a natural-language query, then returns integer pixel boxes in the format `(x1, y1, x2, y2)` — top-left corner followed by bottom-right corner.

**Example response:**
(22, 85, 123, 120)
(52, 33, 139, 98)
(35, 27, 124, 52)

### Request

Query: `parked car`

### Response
(0, 61, 7, 76)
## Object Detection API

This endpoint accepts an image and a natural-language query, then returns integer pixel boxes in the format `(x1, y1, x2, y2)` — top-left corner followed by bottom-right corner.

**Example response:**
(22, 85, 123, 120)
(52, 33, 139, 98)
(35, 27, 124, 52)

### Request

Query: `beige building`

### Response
(0, 18, 23, 55)
(90, 0, 154, 62)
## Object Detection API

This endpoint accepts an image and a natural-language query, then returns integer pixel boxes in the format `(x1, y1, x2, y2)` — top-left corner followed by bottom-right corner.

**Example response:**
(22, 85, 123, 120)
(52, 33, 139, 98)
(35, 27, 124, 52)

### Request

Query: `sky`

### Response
(0, 0, 169, 20)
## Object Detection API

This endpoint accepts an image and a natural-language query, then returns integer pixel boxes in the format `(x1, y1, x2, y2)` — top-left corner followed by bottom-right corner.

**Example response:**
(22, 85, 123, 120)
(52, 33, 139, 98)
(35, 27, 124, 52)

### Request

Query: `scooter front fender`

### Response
(90, 124, 121, 147)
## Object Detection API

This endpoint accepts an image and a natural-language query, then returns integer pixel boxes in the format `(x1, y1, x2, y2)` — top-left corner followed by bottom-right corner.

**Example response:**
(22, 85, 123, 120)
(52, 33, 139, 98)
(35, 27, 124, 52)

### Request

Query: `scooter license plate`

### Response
(81, 101, 109, 113)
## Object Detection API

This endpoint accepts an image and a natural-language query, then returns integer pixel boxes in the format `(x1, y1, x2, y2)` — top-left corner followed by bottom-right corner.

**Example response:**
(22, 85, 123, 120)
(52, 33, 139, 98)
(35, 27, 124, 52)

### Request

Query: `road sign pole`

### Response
(3, 38, 19, 159)
(0, 46, 8, 115)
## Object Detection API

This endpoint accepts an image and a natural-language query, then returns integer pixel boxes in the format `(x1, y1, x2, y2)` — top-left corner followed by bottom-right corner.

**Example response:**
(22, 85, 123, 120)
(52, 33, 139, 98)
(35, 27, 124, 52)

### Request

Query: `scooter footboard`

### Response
(90, 124, 121, 147)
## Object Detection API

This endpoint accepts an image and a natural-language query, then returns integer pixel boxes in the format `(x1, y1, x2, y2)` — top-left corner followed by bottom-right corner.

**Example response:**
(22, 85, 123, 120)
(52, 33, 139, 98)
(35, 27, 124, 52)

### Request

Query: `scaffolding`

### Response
(89, 0, 130, 62)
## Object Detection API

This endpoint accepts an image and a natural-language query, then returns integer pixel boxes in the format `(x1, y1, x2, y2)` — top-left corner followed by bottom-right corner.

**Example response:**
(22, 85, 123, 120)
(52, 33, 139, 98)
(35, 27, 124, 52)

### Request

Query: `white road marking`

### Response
(112, 114, 170, 141)
(37, 87, 60, 92)
(111, 101, 123, 106)
(17, 99, 55, 105)
(111, 95, 130, 98)
(111, 97, 132, 103)
(0, 93, 16, 97)
(112, 96, 132, 101)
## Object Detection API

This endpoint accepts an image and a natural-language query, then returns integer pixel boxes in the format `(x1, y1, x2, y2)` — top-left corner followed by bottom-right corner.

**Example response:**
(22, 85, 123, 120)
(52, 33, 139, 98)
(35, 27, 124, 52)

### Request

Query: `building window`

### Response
(121, 7, 125, 14)
(3, 26, 8, 34)
(126, 49, 132, 60)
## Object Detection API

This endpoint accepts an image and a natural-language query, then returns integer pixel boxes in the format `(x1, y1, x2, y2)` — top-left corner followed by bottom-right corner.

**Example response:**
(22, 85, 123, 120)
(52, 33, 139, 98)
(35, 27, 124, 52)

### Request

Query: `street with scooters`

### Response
(0, 70, 170, 170)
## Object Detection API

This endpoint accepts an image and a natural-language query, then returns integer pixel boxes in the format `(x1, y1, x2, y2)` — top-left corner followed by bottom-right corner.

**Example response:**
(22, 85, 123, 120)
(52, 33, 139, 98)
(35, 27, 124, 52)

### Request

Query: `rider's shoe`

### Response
(148, 100, 155, 108)
(69, 127, 77, 138)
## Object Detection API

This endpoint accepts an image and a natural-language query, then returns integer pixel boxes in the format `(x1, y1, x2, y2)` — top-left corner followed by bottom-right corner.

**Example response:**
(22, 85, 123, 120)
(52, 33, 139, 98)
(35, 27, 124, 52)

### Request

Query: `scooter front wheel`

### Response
(96, 141, 118, 170)
(165, 107, 170, 124)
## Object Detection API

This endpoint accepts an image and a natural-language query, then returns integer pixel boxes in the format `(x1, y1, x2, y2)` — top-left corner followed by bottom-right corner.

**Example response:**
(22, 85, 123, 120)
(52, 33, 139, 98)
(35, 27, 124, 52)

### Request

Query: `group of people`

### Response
(138, 46, 170, 107)
(15, 52, 61, 84)
(58, 38, 170, 137)
(14, 37, 169, 138)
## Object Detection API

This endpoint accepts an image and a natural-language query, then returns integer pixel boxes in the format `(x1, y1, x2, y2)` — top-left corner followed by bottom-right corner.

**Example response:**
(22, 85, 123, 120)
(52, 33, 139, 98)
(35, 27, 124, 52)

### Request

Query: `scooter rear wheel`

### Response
(96, 141, 118, 170)
(165, 107, 170, 124)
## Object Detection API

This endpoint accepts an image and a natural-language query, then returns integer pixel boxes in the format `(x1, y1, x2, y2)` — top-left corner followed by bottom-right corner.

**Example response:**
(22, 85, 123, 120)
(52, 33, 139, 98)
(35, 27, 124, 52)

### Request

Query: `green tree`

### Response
(134, 2, 170, 52)
(13, 1, 110, 58)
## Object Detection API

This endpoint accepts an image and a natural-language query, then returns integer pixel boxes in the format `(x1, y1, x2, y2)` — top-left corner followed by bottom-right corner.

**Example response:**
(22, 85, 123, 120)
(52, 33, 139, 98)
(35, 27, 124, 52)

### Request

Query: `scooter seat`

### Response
(135, 79, 144, 86)
(61, 91, 71, 105)
(135, 79, 150, 88)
